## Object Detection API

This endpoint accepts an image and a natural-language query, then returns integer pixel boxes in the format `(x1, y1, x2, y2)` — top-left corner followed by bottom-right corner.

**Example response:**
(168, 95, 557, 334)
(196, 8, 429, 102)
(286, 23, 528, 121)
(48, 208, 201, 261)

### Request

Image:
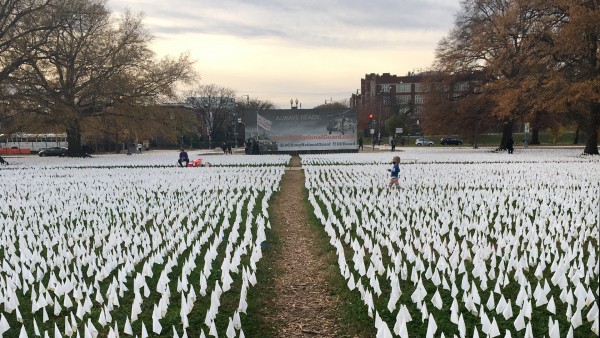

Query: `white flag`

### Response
(257, 113, 272, 130)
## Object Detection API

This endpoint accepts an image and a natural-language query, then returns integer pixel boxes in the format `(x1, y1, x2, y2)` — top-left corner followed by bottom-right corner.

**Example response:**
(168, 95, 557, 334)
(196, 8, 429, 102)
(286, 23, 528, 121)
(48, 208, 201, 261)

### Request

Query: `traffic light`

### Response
(368, 114, 373, 119)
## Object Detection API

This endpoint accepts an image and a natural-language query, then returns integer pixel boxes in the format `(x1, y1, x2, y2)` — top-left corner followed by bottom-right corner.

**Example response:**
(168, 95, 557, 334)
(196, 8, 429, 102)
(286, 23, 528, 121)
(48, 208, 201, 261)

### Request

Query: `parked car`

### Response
(440, 137, 463, 145)
(38, 147, 67, 157)
(415, 138, 434, 146)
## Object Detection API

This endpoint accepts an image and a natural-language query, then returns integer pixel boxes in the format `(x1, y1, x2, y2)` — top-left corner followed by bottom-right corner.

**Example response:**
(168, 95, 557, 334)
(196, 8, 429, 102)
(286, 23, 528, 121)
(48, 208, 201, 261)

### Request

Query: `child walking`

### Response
(387, 156, 401, 190)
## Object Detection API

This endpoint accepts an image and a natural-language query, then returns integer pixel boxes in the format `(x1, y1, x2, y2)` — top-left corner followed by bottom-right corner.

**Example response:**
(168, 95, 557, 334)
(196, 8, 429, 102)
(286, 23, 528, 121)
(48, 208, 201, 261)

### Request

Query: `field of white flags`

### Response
(302, 148, 599, 338)
(3, 150, 291, 169)
(0, 153, 290, 337)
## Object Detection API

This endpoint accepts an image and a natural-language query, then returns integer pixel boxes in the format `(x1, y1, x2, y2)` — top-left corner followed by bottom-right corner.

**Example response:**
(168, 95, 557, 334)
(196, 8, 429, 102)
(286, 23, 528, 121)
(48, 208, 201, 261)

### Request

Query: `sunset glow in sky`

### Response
(109, 0, 460, 108)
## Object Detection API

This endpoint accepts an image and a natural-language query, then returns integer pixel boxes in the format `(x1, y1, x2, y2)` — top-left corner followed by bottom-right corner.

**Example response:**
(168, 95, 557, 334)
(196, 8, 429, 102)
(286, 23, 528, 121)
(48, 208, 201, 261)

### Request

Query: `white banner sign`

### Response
(245, 108, 358, 152)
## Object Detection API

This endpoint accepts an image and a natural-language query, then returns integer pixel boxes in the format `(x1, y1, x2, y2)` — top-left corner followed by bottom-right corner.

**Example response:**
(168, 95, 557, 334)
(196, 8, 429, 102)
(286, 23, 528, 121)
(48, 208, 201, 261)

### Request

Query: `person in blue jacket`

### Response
(387, 156, 401, 190)
(178, 149, 189, 167)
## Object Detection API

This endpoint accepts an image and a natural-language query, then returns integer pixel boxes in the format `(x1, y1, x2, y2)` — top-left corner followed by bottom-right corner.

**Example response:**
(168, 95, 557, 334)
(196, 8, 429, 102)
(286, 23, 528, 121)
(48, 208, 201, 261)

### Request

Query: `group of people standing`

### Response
(244, 139, 260, 155)
(221, 142, 232, 154)
(357, 137, 399, 152)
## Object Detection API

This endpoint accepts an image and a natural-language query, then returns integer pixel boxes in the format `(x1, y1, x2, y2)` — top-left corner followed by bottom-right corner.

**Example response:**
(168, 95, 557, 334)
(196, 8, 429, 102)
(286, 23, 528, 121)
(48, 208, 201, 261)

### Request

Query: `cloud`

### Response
(110, 0, 459, 48)
(108, 0, 461, 108)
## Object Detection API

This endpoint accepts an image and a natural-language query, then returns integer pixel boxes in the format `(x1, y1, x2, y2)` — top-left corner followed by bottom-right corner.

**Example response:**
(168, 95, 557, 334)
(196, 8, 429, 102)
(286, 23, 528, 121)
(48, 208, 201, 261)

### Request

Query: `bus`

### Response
(0, 133, 68, 152)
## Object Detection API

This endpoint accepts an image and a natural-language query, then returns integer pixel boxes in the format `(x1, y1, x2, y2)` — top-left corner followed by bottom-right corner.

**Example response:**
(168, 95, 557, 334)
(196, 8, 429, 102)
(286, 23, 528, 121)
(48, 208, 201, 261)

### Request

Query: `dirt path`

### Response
(264, 155, 343, 337)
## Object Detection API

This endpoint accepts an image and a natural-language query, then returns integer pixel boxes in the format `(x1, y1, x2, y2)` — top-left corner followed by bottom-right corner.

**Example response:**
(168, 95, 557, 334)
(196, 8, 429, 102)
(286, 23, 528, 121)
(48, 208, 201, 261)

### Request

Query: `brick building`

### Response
(350, 72, 473, 138)
(351, 72, 430, 132)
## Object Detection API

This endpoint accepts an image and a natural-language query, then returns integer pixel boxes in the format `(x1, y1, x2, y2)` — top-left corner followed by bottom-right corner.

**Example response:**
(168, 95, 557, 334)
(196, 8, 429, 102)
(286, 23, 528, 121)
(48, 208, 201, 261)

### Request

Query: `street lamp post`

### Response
(123, 129, 130, 154)
(473, 120, 479, 149)
(204, 104, 211, 150)
(377, 88, 392, 146)
(417, 119, 424, 146)
(377, 91, 384, 145)
(237, 95, 250, 148)
(524, 122, 529, 149)
(290, 98, 300, 109)
(378, 99, 382, 145)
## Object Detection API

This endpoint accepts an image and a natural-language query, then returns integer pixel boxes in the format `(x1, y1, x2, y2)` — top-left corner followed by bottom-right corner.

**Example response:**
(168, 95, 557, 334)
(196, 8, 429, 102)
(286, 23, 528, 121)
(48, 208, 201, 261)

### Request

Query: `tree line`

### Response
(424, 0, 599, 154)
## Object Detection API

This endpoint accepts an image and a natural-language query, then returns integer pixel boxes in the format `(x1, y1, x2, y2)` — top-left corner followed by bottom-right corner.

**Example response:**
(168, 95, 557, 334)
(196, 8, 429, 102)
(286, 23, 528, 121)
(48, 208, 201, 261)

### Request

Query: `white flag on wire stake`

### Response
(257, 113, 272, 130)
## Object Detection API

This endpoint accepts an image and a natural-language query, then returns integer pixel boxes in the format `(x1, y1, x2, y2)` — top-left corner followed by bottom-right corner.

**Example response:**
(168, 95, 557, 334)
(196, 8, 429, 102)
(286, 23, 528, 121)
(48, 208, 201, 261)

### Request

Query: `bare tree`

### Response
(0, 0, 56, 86)
(314, 99, 350, 109)
(11, 0, 195, 156)
(184, 84, 236, 148)
(0, 0, 58, 133)
(235, 97, 275, 111)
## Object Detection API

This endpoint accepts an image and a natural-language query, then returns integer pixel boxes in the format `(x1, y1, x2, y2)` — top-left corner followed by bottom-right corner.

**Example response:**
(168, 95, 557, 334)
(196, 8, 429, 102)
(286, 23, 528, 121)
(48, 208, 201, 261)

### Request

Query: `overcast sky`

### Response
(109, 0, 461, 108)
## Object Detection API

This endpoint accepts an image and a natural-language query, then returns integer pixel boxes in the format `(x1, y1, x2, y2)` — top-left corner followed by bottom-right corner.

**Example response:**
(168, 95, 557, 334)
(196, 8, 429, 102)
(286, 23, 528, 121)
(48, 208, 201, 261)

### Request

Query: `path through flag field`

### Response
(0, 148, 598, 337)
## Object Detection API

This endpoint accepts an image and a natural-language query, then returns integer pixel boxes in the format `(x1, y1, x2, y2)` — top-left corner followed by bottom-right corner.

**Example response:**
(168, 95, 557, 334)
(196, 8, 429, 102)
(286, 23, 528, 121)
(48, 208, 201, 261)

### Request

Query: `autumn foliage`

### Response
(430, 0, 599, 154)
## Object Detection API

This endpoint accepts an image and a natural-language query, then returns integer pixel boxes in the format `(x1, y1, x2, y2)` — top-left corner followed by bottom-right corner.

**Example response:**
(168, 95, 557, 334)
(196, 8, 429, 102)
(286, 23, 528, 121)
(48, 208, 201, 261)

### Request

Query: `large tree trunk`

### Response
(472, 120, 479, 149)
(65, 119, 84, 157)
(530, 127, 540, 145)
(583, 104, 599, 155)
(529, 112, 541, 145)
(573, 126, 579, 144)
(499, 121, 513, 150)
(115, 129, 121, 153)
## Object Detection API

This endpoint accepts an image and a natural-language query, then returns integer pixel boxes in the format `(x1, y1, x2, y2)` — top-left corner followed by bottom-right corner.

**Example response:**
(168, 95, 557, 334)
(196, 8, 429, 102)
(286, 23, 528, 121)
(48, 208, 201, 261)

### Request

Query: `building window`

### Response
(380, 84, 392, 93)
(396, 83, 412, 93)
(396, 95, 411, 104)
(415, 95, 424, 104)
(414, 106, 424, 114)
(454, 81, 469, 92)
(415, 83, 429, 92)
(435, 83, 449, 92)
